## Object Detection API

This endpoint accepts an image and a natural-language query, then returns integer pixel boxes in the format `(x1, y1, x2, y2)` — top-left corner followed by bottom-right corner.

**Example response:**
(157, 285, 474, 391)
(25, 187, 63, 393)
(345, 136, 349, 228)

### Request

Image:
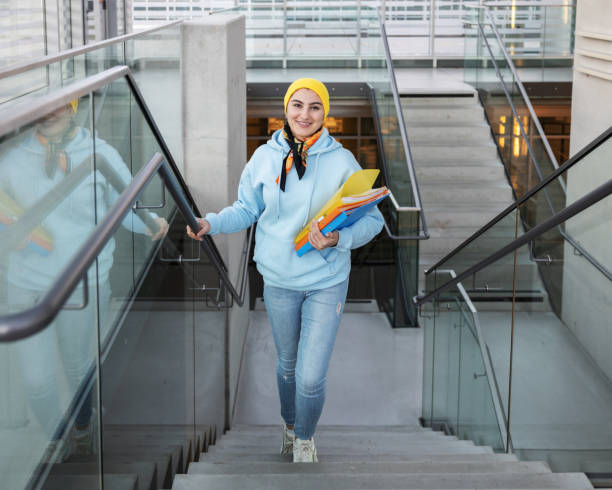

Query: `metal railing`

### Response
(416, 169, 612, 305)
(0, 66, 251, 342)
(425, 126, 612, 276)
(369, 9, 429, 241)
(426, 8, 611, 282)
(435, 268, 510, 451)
(0, 20, 182, 82)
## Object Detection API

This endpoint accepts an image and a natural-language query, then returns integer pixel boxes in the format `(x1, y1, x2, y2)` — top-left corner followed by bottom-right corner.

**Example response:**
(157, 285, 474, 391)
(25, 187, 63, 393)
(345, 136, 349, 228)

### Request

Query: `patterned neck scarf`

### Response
(277, 121, 323, 192)
(36, 123, 78, 178)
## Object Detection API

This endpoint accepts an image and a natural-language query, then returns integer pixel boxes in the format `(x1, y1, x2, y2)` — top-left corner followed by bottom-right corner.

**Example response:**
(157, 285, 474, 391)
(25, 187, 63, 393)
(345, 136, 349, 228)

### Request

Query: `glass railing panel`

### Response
(422, 269, 507, 449)
(0, 23, 182, 168)
(98, 188, 195, 490)
(509, 193, 612, 474)
(421, 272, 437, 425)
(456, 302, 505, 451)
(0, 265, 101, 490)
(466, 9, 567, 204)
(0, 46, 122, 111)
(430, 285, 461, 430)
(125, 23, 183, 168)
(487, 4, 575, 64)
(429, 209, 520, 296)
(0, 93, 97, 314)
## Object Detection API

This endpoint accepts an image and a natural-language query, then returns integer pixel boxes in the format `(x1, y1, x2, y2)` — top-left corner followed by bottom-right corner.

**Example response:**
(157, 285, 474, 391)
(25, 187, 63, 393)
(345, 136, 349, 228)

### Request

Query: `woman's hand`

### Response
(147, 217, 169, 241)
(186, 218, 210, 241)
(308, 221, 339, 250)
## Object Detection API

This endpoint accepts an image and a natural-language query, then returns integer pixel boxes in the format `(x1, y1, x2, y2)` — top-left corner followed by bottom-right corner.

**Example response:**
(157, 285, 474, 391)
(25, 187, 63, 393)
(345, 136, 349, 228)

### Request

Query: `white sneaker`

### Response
(293, 437, 318, 463)
(280, 422, 295, 456)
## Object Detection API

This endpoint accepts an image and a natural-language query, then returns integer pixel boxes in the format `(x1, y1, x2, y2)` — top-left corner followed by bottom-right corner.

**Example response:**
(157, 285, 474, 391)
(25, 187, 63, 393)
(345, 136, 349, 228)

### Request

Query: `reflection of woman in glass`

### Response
(0, 99, 167, 461)
(188, 79, 383, 462)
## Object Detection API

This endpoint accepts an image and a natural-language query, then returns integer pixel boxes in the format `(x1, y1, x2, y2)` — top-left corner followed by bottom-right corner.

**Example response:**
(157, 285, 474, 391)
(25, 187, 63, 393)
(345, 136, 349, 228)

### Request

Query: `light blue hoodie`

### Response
(204, 128, 384, 291)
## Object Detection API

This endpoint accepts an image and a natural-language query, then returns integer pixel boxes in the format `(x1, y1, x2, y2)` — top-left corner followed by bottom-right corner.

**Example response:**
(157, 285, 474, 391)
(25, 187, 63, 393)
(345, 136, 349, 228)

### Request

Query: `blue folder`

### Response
(296, 195, 387, 257)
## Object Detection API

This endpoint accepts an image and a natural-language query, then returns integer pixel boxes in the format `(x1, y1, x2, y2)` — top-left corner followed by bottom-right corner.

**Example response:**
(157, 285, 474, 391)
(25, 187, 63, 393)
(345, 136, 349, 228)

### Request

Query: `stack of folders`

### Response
(294, 169, 389, 257)
(0, 189, 53, 255)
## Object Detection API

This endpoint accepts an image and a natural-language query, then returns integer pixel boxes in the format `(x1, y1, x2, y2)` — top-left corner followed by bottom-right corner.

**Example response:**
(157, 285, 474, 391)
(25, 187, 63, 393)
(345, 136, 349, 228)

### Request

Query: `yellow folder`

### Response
(294, 168, 380, 245)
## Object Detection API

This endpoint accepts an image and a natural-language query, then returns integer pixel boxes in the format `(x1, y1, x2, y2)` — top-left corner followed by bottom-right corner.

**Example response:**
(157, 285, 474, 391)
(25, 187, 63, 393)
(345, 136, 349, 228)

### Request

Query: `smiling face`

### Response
(286, 88, 325, 141)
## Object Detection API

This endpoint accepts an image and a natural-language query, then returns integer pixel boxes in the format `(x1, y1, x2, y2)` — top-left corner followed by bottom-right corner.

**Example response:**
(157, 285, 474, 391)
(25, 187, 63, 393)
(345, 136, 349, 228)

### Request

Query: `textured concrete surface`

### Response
(233, 310, 423, 426)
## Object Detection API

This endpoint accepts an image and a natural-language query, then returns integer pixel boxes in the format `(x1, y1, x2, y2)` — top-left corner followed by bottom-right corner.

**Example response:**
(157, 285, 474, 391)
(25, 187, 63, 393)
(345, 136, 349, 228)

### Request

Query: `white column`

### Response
(181, 14, 248, 425)
(561, 0, 612, 381)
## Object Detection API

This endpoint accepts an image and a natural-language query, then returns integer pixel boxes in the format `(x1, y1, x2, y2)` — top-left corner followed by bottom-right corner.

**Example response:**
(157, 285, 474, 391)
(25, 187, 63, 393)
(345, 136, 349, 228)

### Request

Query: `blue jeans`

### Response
(263, 277, 349, 440)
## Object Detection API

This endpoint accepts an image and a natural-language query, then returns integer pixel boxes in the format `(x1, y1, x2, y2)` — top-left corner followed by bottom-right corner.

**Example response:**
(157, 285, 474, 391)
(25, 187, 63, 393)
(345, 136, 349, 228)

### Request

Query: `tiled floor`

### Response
(232, 309, 423, 426)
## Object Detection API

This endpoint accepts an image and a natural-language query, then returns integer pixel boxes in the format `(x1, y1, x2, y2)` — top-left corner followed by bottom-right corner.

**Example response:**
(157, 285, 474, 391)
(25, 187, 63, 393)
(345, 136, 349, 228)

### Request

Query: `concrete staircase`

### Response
(46, 424, 215, 490)
(401, 94, 549, 308)
(171, 424, 593, 489)
(401, 94, 515, 279)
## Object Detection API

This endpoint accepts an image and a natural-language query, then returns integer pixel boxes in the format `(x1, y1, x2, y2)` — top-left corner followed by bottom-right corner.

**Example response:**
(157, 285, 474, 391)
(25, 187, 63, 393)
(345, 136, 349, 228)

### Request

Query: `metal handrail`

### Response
(425, 126, 612, 274)
(0, 20, 183, 81)
(0, 65, 130, 135)
(0, 149, 249, 343)
(483, 1, 575, 7)
(426, 8, 610, 280)
(437, 268, 510, 452)
(368, 84, 429, 241)
(379, 16, 425, 213)
(483, 8, 562, 176)
(0, 152, 163, 342)
(373, 10, 429, 241)
(415, 176, 612, 306)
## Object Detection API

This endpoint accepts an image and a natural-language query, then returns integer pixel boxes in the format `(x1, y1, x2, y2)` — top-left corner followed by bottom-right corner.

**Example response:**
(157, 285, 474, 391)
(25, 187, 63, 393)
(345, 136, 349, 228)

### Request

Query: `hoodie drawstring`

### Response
(301, 152, 321, 228)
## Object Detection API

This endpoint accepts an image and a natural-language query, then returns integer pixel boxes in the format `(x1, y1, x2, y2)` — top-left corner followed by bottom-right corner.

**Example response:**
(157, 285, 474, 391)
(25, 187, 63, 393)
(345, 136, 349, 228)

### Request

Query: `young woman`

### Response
(187, 78, 383, 462)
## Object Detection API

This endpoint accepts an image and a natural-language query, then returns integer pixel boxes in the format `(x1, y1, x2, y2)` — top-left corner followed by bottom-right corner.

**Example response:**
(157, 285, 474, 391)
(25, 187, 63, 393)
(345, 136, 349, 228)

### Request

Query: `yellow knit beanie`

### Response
(284, 78, 330, 118)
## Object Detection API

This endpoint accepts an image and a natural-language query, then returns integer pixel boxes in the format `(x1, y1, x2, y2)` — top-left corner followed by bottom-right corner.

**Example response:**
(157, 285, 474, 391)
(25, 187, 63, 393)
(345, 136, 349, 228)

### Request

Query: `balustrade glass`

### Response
(422, 129, 612, 480)
(0, 70, 227, 489)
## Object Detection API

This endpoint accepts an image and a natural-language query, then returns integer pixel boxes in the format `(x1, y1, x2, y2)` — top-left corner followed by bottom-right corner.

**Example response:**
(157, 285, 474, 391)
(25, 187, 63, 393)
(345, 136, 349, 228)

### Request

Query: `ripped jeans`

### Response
(263, 277, 349, 440)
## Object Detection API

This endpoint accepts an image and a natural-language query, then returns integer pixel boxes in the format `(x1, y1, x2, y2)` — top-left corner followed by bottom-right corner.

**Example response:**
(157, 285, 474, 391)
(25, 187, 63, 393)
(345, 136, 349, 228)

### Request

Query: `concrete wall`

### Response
(561, 0, 612, 381)
(181, 14, 249, 428)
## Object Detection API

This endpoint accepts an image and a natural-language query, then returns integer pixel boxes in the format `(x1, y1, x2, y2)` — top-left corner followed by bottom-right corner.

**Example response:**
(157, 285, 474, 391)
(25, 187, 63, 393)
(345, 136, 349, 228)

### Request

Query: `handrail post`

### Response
(430, 0, 436, 67)
(357, 0, 362, 68)
(283, 0, 288, 69)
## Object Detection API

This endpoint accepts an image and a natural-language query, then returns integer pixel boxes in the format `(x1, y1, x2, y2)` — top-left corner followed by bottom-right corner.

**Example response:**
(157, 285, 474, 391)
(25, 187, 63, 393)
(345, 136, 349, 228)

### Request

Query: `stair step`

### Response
(213, 439, 476, 454)
(419, 182, 513, 206)
(196, 452, 520, 463)
(43, 474, 138, 490)
(205, 441, 494, 457)
(406, 124, 492, 143)
(219, 431, 455, 445)
(415, 163, 506, 182)
(227, 425, 427, 434)
(188, 460, 551, 475)
(411, 143, 499, 162)
(50, 462, 156, 490)
(402, 106, 485, 124)
(86, 451, 173, 489)
(400, 96, 478, 106)
(171, 471, 591, 489)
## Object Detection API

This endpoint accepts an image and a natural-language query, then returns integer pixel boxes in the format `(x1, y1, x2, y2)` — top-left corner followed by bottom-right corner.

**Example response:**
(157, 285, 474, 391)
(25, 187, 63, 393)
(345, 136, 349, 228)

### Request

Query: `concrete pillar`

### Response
(181, 14, 249, 427)
(561, 0, 612, 381)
